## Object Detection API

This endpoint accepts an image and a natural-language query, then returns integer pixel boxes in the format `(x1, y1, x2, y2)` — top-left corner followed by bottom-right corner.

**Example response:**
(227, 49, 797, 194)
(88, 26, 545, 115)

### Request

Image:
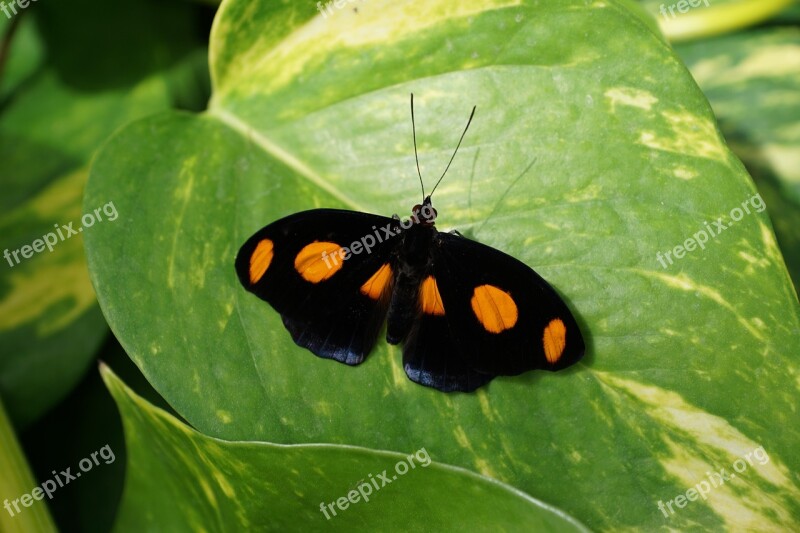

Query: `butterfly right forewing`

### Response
(429, 231, 585, 376)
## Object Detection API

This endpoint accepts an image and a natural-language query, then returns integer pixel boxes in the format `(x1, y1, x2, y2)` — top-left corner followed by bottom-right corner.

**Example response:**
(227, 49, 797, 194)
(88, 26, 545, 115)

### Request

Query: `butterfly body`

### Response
(385, 202, 437, 345)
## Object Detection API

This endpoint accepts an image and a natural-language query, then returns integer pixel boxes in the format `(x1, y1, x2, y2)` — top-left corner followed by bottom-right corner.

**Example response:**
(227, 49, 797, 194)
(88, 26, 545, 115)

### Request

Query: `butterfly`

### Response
(235, 94, 585, 392)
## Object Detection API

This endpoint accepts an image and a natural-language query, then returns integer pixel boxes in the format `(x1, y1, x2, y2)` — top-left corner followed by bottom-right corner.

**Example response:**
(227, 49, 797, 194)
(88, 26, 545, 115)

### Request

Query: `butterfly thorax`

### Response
(386, 220, 436, 344)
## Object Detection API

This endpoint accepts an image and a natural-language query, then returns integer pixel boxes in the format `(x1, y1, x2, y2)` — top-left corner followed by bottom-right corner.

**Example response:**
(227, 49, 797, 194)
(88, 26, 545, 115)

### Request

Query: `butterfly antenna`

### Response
(411, 93, 426, 202)
(428, 104, 477, 199)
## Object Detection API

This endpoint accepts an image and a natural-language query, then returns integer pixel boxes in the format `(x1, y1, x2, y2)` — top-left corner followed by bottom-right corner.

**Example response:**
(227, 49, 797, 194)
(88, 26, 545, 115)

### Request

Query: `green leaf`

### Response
(676, 27, 800, 290)
(0, 0, 210, 427)
(0, 15, 45, 101)
(774, 3, 800, 23)
(0, 397, 56, 533)
(84, 0, 800, 529)
(101, 365, 588, 532)
(32, 0, 202, 92)
(0, 165, 107, 428)
(20, 337, 177, 533)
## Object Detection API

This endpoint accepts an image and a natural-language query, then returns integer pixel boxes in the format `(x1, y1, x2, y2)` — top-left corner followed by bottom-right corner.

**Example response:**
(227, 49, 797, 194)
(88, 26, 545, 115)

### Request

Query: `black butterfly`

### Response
(235, 95, 585, 392)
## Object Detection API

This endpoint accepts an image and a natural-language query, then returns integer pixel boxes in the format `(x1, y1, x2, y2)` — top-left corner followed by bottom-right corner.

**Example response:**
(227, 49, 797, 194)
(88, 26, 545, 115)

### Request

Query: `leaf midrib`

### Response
(208, 106, 370, 212)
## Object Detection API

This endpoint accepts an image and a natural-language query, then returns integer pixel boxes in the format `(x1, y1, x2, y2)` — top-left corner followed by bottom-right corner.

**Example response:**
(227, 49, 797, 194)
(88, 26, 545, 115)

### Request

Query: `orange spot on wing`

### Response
(249, 239, 274, 284)
(360, 263, 393, 300)
(543, 318, 567, 364)
(471, 285, 518, 333)
(294, 241, 344, 283)
(420, 275, 445, 315)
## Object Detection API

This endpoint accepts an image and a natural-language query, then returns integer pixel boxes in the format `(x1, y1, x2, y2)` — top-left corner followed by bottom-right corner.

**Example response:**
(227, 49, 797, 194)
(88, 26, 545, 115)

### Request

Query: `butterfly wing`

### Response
(402, 313, 496, 392)
(235, 209, 398, 365)
(401, 230, 584, 390)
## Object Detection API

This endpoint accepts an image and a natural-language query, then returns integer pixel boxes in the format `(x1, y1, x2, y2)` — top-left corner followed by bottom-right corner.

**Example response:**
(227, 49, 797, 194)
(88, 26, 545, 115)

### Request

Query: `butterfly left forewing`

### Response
(235, 209, 398, 365)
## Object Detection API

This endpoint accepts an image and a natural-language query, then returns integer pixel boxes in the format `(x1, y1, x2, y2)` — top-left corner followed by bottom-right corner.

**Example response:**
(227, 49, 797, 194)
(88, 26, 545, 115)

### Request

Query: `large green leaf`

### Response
(102, 365, 588, 532)
(0, 0, 210, 427)
(676, 27, 800, 290)
(84, 0, 800, 529)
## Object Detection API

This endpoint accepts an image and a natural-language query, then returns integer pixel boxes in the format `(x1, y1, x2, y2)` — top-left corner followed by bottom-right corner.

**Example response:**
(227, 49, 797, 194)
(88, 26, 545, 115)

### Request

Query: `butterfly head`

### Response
(411, 196, 437, 226)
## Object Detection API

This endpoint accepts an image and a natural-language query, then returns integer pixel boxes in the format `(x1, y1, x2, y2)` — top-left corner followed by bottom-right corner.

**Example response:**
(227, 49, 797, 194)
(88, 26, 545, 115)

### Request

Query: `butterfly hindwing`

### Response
(422, 231, 585, 377)
(403, 313, 496, 392)
(235, 209, 398, 365)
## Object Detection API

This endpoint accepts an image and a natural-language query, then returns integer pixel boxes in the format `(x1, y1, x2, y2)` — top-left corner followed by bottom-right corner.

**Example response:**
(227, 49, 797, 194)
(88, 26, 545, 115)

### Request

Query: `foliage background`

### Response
(0, 0, 798, 531)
